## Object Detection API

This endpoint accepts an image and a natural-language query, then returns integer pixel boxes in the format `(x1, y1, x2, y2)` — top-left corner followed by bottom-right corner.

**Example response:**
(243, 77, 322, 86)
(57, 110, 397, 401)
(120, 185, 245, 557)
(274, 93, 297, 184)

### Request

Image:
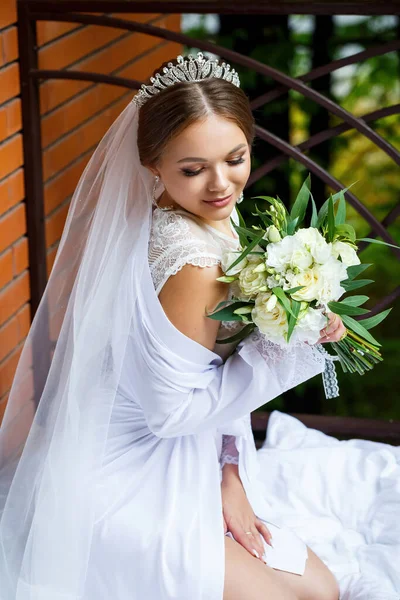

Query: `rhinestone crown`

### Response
(133, 52, 241, 108)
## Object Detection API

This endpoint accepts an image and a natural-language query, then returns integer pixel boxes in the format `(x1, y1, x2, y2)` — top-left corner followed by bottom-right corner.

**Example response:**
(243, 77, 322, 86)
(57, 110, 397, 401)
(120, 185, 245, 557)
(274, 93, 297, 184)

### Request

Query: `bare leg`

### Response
(223, 536, 298, 600)
(272, 546, 340, 600)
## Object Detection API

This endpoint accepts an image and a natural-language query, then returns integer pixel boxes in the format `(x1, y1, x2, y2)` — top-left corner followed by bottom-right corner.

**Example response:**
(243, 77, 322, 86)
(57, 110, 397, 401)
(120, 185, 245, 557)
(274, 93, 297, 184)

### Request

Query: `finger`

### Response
(255, 520, 273, 548)
(223, 515, 228, 534)
(236, 528, 265, 562)
(325, 314, 340, 335)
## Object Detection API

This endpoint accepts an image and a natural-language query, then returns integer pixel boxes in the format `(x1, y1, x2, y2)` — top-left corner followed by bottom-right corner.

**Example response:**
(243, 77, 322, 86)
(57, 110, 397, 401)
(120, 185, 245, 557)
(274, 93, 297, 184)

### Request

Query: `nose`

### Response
(207, 166, 231, 194)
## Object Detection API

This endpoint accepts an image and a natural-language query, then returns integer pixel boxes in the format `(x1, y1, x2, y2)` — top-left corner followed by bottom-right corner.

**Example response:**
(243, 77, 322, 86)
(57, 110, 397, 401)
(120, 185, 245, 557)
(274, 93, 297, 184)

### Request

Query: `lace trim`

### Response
(245, 329, 326, 391)
(220, 434, 239, 468)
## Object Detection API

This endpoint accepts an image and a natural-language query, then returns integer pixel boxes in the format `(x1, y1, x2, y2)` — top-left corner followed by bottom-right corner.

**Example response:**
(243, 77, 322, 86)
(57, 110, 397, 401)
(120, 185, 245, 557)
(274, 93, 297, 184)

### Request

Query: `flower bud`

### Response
(266, 295, 278, 311)
(233, 306, 253, 315)
(267, 225, 281, 243)
(253, 262, 267, 273)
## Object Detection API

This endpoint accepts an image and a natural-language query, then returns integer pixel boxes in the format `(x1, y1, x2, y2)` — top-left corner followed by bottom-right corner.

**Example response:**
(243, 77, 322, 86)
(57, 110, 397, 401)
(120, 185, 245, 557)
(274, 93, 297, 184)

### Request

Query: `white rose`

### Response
(290, 267, 323, 302)
(252, 292, 288, 344)
(290, 245, 313, 270)
(221, 249, 248, 276)
(229, 280, 253, 302)
(266, 236, 299, 273)
(294, 228, 332, 264)
(291, 307, 327, 345)
(332, 240, 360, 267)
(238, 262, 268, 297)
(315, 257, 348, 304)
(247, 245, 266, 264)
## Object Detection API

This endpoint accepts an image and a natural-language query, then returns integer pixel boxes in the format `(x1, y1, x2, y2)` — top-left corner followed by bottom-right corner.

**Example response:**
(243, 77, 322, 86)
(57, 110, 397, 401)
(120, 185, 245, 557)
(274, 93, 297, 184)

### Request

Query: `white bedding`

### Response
(256, 410, 400, 600)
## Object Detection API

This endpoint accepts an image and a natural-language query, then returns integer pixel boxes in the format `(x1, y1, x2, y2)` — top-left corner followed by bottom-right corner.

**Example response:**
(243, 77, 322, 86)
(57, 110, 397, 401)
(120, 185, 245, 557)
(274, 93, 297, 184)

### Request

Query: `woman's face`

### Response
(151, 114, 251, 222)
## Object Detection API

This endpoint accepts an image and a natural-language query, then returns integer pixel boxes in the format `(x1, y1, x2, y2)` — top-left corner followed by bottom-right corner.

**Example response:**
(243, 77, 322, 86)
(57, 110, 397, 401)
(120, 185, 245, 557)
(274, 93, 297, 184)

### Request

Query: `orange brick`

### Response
(0, 62, 20, 104)
(16, 304, 30, 340)
(0, 134, 23, 180)
(0, 0, 16, 30)
(38, 25, 123, 72)
(0, 98, 21, 143)
(0, 203, 27, 254)
(0, 345, 22, 397)
(0, 248, 13, 287)
(2, 26, 18, 65)
(39, 14, 175, 115)
(0, 316, 18, 362)
(43, 94, 128, 180)
(36, 21, 81, 46)
(44, 153, 89, 215)
(0, 169, 25, 217)
(12, 237, 28, 275)
(0, 271, 30, 326)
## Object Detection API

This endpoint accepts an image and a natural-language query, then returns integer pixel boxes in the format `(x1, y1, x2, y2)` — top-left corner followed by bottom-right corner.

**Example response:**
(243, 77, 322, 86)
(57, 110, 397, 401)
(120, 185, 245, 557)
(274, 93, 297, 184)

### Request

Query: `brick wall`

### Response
(0, 2, 182, 423)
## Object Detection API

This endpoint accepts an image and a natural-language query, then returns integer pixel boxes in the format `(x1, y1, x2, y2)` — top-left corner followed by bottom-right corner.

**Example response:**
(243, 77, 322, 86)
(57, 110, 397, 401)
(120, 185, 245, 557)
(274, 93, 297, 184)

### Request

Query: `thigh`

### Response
(272, 546, 340, 600)
(223, 536, 298, 600)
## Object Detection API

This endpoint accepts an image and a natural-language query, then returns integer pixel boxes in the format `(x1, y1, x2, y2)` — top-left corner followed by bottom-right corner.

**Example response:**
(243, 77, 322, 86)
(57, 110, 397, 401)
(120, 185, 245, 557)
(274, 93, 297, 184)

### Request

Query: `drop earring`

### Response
(237, 191, 244, 204)
(152, 175, 174, 211)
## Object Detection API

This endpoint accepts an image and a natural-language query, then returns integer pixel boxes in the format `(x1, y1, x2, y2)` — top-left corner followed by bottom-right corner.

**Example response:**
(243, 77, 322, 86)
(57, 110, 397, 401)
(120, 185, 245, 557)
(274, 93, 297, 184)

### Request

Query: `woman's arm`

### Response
(137, 262, 328, 438)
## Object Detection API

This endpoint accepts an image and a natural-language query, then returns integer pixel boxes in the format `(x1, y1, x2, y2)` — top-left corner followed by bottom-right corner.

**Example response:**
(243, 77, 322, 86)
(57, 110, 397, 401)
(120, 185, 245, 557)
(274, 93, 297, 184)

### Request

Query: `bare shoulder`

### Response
(158, 262, 229, 351)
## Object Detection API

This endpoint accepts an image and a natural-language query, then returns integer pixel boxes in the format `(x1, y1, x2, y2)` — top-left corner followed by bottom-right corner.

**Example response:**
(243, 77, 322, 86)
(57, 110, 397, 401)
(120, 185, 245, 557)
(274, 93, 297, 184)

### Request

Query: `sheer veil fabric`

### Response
(0, 93, 327, 598)
(0, 99, 153, 598)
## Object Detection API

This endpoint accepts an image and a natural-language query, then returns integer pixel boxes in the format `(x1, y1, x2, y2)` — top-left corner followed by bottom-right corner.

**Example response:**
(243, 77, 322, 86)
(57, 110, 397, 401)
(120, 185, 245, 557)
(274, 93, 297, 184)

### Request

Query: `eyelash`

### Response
(181, 157, 246, 177)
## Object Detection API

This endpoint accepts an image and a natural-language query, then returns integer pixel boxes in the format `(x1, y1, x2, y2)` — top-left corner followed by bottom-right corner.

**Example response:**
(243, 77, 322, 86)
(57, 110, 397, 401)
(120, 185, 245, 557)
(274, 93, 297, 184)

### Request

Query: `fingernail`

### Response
(252, 549, 260, 559)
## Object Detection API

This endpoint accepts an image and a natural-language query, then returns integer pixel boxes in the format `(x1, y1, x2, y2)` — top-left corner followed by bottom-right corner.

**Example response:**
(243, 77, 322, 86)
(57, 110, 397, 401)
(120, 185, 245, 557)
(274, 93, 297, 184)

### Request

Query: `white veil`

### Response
(0, 98, 155, 599)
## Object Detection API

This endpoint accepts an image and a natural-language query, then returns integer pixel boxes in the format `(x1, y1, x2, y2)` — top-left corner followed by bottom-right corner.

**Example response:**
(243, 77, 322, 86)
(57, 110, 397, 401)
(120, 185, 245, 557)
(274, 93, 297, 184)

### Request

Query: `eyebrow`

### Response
(177, 143, 247, 163)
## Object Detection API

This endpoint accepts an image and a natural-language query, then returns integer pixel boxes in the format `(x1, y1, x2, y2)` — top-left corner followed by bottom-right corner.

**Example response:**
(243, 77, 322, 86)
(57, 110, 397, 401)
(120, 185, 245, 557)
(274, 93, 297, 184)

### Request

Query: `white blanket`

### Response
(256, 410, 400, 600)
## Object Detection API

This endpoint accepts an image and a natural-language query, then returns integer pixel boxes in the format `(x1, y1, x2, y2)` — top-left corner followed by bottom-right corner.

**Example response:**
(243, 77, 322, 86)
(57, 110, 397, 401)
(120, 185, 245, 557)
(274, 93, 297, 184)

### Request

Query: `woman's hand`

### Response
(221, 465, 272, 564)
(317, 312, 346, 344)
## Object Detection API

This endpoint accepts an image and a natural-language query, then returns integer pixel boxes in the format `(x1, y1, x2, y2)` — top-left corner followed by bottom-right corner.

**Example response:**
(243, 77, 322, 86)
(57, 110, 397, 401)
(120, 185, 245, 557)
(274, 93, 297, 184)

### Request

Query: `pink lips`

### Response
(204, 193, 233, 207)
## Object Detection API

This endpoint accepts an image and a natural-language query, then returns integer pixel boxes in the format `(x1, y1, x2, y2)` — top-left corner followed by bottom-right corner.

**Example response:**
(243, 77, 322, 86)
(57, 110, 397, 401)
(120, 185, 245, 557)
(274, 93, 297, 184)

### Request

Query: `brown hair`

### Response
(137, 57, 255, 169)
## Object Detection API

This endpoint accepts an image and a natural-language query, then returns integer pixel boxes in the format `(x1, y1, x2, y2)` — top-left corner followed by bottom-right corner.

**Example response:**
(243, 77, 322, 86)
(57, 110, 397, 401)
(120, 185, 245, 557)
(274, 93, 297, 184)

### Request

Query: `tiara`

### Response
(132, 51, 241, 108)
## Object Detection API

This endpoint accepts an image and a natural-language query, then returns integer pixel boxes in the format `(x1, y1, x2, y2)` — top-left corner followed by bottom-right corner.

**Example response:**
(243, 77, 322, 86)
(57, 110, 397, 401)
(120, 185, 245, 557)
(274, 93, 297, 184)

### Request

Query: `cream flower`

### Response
(289, 267, 323, 303)
(291, 307, 326, 345)
(238, 262, 268, 297)
(251, 292, 288, 344)
(315, 257, 348, 304)
(266, 236, 299, 272)
(332, 240, 360, 267)
(221, 249, 248, 276)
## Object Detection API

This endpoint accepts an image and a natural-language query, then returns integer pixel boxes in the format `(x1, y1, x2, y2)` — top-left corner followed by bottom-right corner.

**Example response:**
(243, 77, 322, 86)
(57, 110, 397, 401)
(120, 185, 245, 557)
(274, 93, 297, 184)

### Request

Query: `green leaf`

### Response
(216, 275, 238, 283)
(286, 216, 299, 236)
(232, 205, 250, 247)
(341, 295, 369, 306)
(335, 190, 346, 225)
(310, 193, 318, 228)
(334, 224, 356, 243)
(232, 224, 262, 242)
(341, 279, 374, 292)
(289, 174, 311, 225)
(285, 285, 305, 294)
(345, 263, 372, 280)
(341, 314, 381, 346)
(207, 301, 253, 321)
(327, 195, 335, 242)
(252, 203, 273, 228)
(227, 230, 266, 272)
(216, 322, 256, 344)
(357, 237, 400, 250)
(327, 301, 370, 316)
(287, 299, 301, 342)
(271, 287, 295, 318)
(317, 182, 356, 228)
(358, 308, 392, 330)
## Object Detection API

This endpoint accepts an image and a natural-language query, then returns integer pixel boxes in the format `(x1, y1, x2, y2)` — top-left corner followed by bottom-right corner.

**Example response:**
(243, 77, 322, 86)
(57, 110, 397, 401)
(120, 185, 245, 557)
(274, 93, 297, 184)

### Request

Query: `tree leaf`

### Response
(335, 189, 346, 225)
(341, 279, 374, 291)
(345, 263, 372, 280)
(341, 314, 381, 346)
(207, 301, 253, 321)
(327, 301, 370, 316)
(226, 230, 266, 271)
(357, 237, 400, 250)
(310, 193, 318, 228)
(272, 287, 295, 318)
(289, 173, 311, 225)
(327, 195, 335, 242)
(341, 295, 369, 306)
(287, 299, 301, 342)
(285, 285, 305, 294)
(358, 308, 392, 330)
(286, 215, 299, 236)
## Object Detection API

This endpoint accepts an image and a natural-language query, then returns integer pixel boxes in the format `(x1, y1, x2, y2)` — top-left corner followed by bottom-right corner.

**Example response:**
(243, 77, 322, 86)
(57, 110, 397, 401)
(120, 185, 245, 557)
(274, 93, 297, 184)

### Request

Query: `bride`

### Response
(0, 52, 345, 599)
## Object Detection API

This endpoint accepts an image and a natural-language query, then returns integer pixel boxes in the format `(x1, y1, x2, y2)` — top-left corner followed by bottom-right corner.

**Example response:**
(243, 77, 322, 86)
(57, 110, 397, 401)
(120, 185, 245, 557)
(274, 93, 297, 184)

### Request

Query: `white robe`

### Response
(83, 206, 326, 599)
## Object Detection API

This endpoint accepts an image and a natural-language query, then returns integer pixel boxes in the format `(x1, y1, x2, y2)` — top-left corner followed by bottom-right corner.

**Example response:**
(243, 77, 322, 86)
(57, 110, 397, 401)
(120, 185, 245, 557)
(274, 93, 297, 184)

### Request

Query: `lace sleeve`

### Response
(220, 435, 239, 468)
(148, 208, 222, 295)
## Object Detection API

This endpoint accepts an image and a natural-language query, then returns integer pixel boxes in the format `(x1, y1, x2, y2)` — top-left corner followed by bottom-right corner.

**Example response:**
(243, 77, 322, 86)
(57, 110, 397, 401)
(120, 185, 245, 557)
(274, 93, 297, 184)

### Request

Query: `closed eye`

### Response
(181, 157, 246, 177)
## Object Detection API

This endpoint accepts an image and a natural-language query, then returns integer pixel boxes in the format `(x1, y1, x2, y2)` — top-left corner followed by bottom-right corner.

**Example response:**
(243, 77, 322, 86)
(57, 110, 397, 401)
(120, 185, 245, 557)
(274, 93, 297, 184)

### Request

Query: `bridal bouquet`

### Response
(208, 175, 397, 376)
